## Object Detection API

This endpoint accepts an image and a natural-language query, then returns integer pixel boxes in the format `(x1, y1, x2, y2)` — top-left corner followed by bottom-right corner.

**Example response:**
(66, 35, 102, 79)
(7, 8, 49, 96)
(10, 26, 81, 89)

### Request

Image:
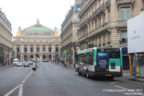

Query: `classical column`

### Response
(105, 9, 108, 23)
(34, 45, 36, 53)
(105, 32, 109, 46)
(87, 23, 90, 34)
(21, 44, 24, 53)
(20, 54, 23, 61)
(101, 15, 103, 26)
(51, 54, 53, 61)
(40, 55, 42, 61)
(40, 46, 42, 54)
(52, 44, 55, 54)
(46, 45, 48, 53)
(93, 19, 96, 30)
(27, 45, 30, 53)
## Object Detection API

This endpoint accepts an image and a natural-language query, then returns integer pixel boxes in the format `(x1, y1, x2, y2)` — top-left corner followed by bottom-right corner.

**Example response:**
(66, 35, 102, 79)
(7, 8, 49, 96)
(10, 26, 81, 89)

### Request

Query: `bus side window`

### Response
(87, 53, 93, 65)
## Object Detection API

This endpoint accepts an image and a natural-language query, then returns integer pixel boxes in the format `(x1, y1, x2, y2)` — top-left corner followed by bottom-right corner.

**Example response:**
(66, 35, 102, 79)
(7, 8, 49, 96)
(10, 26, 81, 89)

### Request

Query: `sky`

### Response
(0, 0, 74, 36)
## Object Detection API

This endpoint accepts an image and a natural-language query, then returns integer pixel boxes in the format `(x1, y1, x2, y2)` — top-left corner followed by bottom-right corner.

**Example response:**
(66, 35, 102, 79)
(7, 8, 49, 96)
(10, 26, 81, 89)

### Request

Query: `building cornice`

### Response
(0, 22, 12, 36)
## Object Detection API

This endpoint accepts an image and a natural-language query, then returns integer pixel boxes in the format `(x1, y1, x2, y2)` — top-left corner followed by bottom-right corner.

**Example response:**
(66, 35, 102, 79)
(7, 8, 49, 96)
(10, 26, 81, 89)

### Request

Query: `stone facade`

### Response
(61, 0, 82, 65)
(78, 0, 144, 70)
(0, 9, 12, 66)
(13, 20, 61, 61)
(78, 0, 144, 49)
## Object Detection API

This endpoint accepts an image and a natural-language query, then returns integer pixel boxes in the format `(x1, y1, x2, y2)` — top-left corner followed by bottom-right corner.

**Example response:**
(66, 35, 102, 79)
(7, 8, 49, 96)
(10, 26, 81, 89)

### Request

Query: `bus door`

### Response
(97, 53, 109, 71)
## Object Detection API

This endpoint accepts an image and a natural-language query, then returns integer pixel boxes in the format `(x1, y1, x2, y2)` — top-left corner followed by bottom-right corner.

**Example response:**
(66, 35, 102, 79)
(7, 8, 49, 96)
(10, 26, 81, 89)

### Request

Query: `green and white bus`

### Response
(75, 47, 123, 79)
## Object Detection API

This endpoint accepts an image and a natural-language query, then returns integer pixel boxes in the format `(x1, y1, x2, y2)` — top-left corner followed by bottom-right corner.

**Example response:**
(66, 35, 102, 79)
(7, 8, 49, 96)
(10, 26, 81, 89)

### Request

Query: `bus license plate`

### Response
(105, 74, 112, 77)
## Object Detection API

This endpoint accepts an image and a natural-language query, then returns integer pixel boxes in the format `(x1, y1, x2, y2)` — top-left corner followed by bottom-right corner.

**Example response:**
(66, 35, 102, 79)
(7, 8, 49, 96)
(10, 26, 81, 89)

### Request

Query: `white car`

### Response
(16, 61, 23, 67)
(13, 59, 23, 67)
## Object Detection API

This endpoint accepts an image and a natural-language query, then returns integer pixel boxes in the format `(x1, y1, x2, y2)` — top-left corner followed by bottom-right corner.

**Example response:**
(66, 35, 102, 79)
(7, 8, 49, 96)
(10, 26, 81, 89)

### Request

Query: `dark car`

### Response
(23, 61, 30, 67)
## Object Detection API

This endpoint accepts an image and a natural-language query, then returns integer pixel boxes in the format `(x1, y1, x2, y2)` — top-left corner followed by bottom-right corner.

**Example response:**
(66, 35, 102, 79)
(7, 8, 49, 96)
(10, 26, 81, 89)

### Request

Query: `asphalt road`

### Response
(0, 62, 144, 96)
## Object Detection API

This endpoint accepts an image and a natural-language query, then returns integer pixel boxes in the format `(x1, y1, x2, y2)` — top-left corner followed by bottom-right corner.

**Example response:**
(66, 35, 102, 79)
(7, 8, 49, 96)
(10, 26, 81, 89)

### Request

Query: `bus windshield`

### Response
(97, 48, 120, 58)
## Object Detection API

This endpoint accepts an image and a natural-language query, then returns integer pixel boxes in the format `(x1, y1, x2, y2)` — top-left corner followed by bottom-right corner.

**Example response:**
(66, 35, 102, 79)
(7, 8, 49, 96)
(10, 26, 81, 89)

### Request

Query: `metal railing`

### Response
(79, 0, 111, 30)
(88, 22, 110, 38)
(79, 0, 95, 17)
(116, 0, 135, 5)
(119, 38, 128, 44)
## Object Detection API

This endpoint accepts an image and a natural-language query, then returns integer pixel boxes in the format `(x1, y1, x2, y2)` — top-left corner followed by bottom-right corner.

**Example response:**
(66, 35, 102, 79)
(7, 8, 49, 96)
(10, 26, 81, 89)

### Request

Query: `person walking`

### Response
(32, 60, 37, 73)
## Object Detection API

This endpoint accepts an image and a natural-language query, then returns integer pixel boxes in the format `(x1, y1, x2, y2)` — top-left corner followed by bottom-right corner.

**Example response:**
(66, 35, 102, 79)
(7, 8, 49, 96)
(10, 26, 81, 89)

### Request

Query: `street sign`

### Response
(128, 13, 144, 53)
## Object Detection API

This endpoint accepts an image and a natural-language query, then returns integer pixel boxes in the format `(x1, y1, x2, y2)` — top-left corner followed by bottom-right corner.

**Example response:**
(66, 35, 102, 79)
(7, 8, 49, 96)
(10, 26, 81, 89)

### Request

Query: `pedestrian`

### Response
(32, 60, 37, 73)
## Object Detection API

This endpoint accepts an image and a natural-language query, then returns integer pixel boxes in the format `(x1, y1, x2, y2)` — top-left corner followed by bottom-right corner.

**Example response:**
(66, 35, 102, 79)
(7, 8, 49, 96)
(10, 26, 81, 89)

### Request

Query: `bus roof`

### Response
(77, 47, 120, 55)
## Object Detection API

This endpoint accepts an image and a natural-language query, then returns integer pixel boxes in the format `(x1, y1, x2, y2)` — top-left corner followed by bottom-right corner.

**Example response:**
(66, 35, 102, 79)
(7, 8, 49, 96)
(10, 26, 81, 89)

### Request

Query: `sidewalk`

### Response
(0, 65, 12, 69)
(123, 70, 144, 82)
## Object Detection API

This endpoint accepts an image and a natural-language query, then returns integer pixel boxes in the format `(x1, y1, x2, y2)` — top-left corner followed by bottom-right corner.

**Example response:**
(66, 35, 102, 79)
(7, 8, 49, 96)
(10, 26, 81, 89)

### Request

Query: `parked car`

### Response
(43, 60, 48, 62)
(23, 61, 30, 67)
(28, 60, 33, 65)
(13, 59, 22, 67)
(16, 61, 23, 67)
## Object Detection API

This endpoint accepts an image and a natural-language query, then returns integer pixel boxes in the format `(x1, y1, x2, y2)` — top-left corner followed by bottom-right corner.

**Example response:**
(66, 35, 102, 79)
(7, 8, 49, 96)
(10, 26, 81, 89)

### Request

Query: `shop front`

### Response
(130, 53, 144, 77)
(0, 44, 12, 66)
(122, 47, 130, 70)
(0, 47, 4, 66)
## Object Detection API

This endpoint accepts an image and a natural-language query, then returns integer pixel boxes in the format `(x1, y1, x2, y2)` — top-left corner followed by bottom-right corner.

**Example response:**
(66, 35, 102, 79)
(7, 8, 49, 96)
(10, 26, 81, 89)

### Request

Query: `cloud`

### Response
(0, 0, 74, 35)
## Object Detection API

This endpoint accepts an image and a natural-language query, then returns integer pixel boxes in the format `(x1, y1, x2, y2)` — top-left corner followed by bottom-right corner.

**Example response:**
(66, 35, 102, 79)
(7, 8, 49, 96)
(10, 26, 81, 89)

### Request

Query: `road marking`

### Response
(113, 85, 128, 90)
(22, 71, 32, 84)
(4, 71, 32, 96)
(4, 84, 20, 96)
(18, 84, 23, 96)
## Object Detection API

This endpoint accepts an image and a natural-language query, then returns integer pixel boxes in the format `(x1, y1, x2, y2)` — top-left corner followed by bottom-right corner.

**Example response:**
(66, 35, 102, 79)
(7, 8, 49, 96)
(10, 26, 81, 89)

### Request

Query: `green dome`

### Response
(22, 19, 54, 36)
(25, 25, 51, 32)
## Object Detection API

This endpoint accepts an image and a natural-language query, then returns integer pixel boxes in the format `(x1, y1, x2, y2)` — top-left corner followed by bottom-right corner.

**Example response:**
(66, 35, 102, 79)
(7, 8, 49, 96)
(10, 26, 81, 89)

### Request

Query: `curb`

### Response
(128, 77, 144, 82)
(0, 65, 12, 69)
(135, 78, 144, 82)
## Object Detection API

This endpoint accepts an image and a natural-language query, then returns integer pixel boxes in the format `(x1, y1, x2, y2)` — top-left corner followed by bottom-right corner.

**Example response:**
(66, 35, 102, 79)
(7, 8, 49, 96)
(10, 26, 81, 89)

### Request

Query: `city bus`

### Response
(75, 47, 123, 79)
